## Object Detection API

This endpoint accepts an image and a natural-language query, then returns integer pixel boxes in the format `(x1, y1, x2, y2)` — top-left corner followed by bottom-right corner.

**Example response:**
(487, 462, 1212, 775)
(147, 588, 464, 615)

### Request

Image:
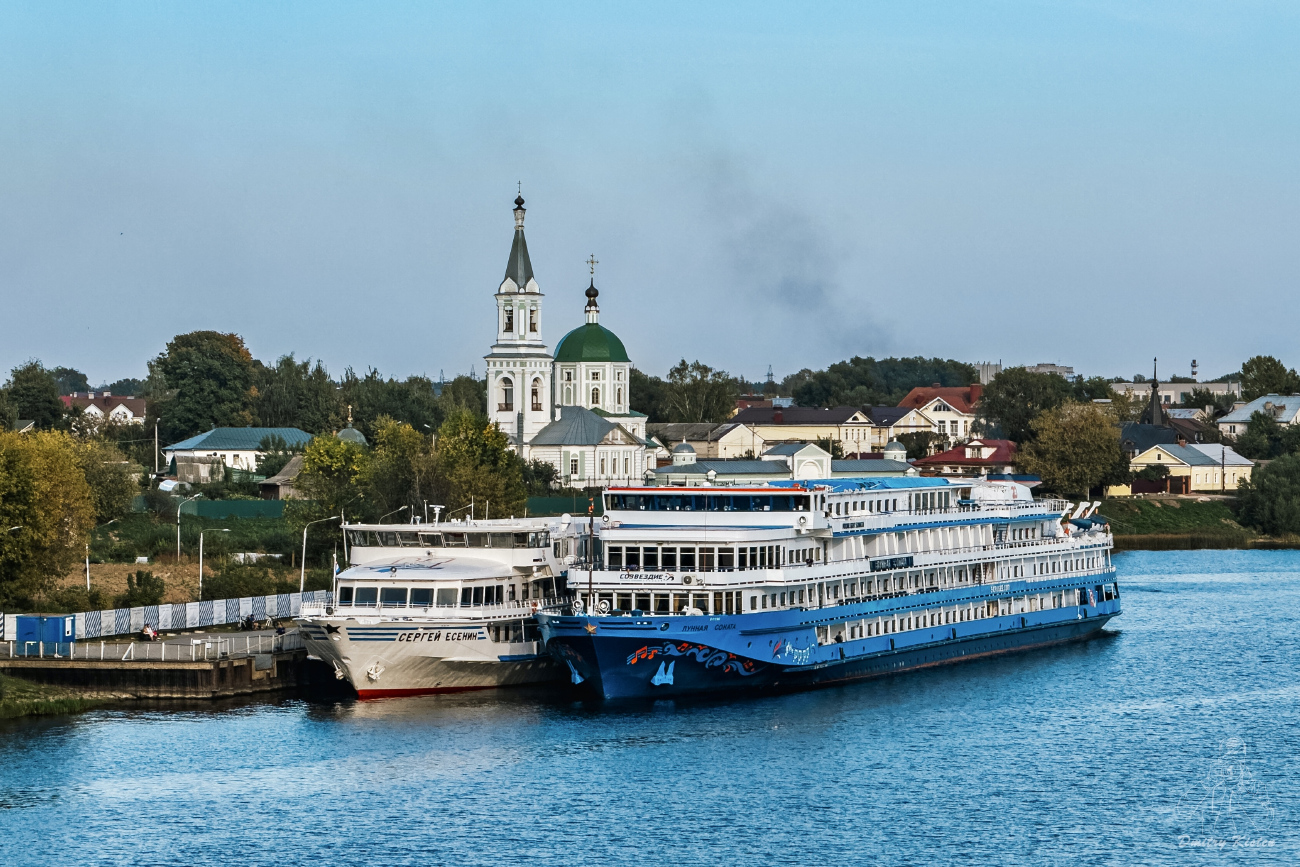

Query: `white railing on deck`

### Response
(309, 596, 572, 619)
(1, 629, 306, 660)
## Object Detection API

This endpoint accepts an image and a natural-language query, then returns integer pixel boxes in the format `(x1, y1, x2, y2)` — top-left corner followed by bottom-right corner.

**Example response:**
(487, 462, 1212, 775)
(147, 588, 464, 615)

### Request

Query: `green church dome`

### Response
(554, 323, 630, 363)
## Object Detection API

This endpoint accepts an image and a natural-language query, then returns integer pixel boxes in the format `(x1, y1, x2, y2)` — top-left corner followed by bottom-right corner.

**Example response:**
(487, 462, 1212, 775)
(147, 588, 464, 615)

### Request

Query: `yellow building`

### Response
(1122, 443, 1253, 494)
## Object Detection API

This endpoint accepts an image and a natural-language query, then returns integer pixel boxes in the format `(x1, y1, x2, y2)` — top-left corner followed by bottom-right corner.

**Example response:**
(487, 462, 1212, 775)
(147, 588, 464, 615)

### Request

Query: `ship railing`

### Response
(316, 596, 572, 618)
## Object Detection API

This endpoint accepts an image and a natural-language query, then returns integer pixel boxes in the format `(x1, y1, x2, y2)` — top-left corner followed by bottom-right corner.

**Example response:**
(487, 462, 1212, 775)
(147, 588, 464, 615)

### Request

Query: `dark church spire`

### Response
(503, 194, 534, 290)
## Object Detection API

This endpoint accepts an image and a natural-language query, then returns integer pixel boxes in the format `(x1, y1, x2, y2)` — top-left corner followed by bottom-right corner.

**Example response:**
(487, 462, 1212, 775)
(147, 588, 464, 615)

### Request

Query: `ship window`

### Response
(762, 595, 768, 609)
(655, 594, 670, 614)
(338, 586, 354, 605)
(489, 533, 513, 548)
(625, 547, 641, 569)
(436, 588, 457, 606)
(354, 587, 378, 607)
(780, 592, 786, 606)
(635, 593, 651, 611)
(442, 533, 467, 547)
(397, 532, 420, 547)
(661, 548, 677, 571)
(643, 547, 658, 570)
(473, 586, 485, 605)
(617, 593, 632, 611)
(418, 533, 442, 547)
(738, 548, 748, 570)
(378, 532, 398, 546)
(718, 548, 734, 570)
(700, 547, 716, 571)
(347, 530, 371, 547)
(468, 534, 489, 548)
(380, 587, 408, 607)
(608, 546, 623, 569)
(410, 588, 433, 606)
(680, 548, 696, 571)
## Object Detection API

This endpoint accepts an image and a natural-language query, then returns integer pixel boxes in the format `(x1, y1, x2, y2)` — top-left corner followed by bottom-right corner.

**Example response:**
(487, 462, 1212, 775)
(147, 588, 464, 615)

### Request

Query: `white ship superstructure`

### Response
(298, 518, 580, 697)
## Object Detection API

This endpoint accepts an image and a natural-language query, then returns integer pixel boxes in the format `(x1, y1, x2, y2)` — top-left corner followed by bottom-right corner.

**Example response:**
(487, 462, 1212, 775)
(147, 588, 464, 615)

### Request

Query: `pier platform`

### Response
(0, 630, 330, 699)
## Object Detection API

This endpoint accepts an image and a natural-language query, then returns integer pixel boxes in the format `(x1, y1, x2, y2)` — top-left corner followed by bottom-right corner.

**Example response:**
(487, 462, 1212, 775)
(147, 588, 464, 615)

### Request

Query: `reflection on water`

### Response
(2, 550, 1297, 865)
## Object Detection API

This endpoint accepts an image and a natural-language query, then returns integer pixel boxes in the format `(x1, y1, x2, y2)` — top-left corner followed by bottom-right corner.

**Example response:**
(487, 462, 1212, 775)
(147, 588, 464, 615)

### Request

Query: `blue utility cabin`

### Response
(16, 615, 76, 644)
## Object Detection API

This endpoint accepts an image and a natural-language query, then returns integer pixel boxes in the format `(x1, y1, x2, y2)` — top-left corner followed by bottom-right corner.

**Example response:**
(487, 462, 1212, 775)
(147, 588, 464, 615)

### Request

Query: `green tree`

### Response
(975, 368, 1074, 443)
(435, 410, 525, 517)
(3, 361, 64, 429)
(521, 458, 559, 496)
(1240, 355, 1300, 401)
(49, 366, 89, 395)
(250, 354, 343, 433)
(663, 360, 740, 423)
(1180, 387, 1236, 416)
(629, 367, 670, 422)
(1232, 410, 1300, 460)
(105, 377, 146, 396)
(896, 431, 944, 460)
(76, 440, 138, 523)
(437, 375, 486, 416)
(0, 429, 97, 609)
(359, 417, 437, 518)
(1017, 403, 1124, 498)
(114, 571, 165, 608)
(792, 356, 978, 408)
(338, 368, 445, 439)
(1236, 454, 1300, 536)
(255, 434, 299, 478)
(294, 433, 370, 521)
(153, 331, 255, 442)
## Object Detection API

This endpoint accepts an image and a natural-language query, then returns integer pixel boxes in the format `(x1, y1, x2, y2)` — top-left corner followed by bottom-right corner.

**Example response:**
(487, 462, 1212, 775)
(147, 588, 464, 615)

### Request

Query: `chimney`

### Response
(773, 408, 784, 424)
(932, 382, 941, 389)
(969, 384, 983, 404)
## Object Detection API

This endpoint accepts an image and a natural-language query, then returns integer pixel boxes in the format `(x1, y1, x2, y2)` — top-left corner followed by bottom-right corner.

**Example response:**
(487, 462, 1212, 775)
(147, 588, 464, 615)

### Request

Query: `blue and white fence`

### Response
(0, 590, 332, 642)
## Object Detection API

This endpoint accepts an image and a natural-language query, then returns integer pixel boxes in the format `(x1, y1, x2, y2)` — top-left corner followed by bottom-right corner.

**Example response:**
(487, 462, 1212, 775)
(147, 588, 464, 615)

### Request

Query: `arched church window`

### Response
(500, 377, 514, 412)
(564, 386, 572, 404)
(529, 308, 538, 333)
(503, 307, 514, 333)
(591, 387, 600, 406)
(616, 387, 623, 407)
(531, 379, 542, 412)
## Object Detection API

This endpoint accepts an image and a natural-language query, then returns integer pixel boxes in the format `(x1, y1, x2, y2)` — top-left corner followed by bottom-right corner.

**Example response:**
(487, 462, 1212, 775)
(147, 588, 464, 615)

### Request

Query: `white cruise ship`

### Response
(297, 517, 582, 697)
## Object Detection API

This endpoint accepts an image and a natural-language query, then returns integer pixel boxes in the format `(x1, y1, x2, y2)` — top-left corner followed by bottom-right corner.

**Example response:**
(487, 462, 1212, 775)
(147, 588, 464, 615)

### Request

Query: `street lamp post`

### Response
(88, 518, 120, 591)
(177, 494, 200, 561)
(379, 505, 409, 523)
(301, 515, 341, 593)
(198, 528, 229, 600)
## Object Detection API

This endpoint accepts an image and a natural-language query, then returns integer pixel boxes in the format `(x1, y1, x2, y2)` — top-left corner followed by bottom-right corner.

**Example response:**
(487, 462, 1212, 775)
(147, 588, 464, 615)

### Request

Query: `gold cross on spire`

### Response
(587, 254, 598, 276)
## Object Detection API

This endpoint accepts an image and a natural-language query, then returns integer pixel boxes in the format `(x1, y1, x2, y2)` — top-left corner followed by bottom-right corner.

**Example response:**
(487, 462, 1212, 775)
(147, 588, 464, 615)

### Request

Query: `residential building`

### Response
(1126, 443, 1253, 493)
(1217, 394, 1300, 438)
(259, 455, 304, 500)
(481, 195, 651, 487)
(975, 362, 1002, 385)
(731, 405, 875, 452)
(862, 406, 936, 454)
(1111, 379, 1241, 408)
(896, 384, 981, 444)
(163, 427, 313, 481)
(61, 392, 147, 425)
(912, 439, 1018, 477)
(646, 422, 766, 460)
(1023, 363, 1076, 379)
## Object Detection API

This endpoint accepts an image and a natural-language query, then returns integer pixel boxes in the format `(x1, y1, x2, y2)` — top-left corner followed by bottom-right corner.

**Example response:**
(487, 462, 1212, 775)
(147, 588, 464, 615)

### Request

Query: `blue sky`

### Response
(2, 1, 1298, 386)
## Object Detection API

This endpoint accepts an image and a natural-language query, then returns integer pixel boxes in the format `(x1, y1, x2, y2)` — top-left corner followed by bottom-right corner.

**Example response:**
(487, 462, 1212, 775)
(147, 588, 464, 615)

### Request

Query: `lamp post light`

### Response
(177, 494, 201, 561)
(198, 528, 229, 600)
(301, 515, 341, 593)
(379, 505, 409, 523)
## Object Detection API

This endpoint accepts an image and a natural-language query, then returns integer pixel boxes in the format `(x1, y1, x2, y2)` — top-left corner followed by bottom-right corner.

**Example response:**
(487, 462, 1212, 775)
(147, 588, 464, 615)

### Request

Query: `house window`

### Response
(531, 379, 542, 412)
(503, 307, 514, 333)
(592, 387, 600, 405)
(570, 457, 579, 476)
(600, 457, 607, 475)
(624, 455, 629, 475)
(499, 377, 513, 412)
(529, 308, 537, 332)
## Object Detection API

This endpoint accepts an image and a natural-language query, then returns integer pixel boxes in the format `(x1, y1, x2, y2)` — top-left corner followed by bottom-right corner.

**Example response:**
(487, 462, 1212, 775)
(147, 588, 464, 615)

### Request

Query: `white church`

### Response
(483, 195, 653, 488)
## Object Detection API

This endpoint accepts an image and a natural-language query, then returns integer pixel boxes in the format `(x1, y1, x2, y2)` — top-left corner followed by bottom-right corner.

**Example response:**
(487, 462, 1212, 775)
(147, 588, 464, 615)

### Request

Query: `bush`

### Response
(114, 571, 165, 608)
(201, 562, 332, 600)
(1236, 454, 1300, 536)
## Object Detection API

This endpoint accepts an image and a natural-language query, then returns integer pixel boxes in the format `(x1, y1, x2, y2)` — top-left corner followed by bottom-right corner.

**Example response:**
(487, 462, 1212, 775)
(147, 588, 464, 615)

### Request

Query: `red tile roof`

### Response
(913, 439, 1016, 468)
(898, 384, 982, 415)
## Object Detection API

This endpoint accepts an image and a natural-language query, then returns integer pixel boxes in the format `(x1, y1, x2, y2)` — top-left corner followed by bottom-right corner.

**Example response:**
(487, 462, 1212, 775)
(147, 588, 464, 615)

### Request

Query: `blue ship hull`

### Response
(539, 575, 1120, 700)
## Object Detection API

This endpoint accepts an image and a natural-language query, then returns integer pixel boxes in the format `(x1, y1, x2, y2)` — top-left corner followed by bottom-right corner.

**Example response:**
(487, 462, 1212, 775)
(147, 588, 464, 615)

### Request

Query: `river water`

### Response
(2, 550, 1297, 866)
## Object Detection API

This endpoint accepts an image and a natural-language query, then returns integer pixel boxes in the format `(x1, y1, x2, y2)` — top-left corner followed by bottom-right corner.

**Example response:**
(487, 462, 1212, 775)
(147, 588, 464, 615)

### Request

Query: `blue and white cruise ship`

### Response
(537, 477, 1118, 699)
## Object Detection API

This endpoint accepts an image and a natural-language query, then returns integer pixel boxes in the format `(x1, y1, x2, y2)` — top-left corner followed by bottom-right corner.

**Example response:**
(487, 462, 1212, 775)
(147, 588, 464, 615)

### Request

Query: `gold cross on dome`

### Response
(587, 254, 598, 276)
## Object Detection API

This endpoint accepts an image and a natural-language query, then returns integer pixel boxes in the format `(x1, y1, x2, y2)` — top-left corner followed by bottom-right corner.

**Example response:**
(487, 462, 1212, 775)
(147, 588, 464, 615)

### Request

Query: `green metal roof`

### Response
(553, 323, 630, 363)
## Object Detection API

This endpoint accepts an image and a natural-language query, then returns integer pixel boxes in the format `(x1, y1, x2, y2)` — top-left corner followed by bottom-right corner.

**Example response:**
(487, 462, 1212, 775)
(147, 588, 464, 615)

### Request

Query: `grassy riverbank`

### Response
(1094, 498, 1300, 550)
(0, 674, 102, 720)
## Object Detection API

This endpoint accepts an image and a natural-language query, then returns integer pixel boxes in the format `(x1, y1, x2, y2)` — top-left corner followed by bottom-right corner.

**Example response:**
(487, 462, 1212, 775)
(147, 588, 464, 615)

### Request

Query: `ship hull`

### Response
(541, 600, 1119, 700)
(298, 618, 564, 699)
